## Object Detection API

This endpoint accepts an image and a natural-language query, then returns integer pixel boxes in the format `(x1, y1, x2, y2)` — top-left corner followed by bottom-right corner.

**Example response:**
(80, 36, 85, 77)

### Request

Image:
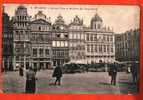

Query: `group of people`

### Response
(18, 65, 63, 94)
(108, 62, 139, 86)
(18, 62, 138, 93)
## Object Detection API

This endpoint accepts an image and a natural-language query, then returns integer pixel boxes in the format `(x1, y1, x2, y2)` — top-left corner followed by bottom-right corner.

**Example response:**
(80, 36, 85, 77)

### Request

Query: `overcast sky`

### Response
(3, 4, 140, 33)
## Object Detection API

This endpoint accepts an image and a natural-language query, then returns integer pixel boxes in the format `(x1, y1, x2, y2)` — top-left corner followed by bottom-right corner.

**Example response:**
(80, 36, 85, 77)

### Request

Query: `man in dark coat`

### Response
(19, 66, 24, 76)
(130, 62, 138, 84)
(52, 65, 63, 85)
(109, 63, 118, 85)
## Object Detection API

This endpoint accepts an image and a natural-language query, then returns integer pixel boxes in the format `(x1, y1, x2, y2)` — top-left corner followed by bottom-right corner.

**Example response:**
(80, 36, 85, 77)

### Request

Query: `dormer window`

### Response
(65, 34, 68, 38)
(56, 34, 60, 37)
(56, 26, 60, 30)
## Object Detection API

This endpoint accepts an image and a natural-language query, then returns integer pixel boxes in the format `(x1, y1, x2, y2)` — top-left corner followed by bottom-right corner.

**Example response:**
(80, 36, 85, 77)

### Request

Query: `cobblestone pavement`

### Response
(2, 70, 138, 94)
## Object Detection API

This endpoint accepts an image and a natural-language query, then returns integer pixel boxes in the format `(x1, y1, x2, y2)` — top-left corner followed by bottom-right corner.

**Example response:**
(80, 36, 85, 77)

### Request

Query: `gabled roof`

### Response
(31, 19, 51, 25)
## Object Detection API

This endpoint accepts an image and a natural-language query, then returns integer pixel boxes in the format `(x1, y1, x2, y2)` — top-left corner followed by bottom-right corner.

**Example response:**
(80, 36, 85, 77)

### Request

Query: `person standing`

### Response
(19, 66, 24, 76)
(33, 66, 38, 74)
(109, 63, 118, 85)
(130, 62, 138, 84)
(52, 65, 63, 85)
(25, 67, 36, 93)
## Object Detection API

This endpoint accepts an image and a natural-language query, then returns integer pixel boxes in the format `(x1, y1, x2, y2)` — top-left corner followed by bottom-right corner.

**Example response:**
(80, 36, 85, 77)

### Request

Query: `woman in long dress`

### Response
(25, 67, 36, 93)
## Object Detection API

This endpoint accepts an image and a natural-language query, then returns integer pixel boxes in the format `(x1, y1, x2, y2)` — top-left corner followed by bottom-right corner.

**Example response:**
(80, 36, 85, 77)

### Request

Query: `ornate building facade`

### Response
(30, 11, 52, 69)
(52, 15, 69, 66)
(85, 13, 115, 63)
(68, 16, 86, 63)
(12, 5, 31, 69)
(10, 5, 116, 69)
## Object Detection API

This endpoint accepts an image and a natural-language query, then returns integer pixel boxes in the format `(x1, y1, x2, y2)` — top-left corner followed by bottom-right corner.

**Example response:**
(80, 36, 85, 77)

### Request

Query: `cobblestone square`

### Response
(3, 70, 138, 94)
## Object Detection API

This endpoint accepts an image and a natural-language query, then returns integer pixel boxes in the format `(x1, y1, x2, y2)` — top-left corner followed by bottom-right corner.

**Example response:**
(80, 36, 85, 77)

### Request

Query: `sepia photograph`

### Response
(2, 4, 140, 94)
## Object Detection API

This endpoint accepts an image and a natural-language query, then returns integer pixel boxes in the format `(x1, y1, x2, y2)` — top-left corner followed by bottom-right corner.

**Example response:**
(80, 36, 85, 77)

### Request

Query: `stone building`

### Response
(85, 13, 115, 64)
(10, 5, 116, 69)
(115, 29, 139, 62)
(12, 5, 31, 69)
(52, 15, 69, 66)
(68, 16, 86, 63)
(2, 7, 14, 71)
(30, 11, 52, 69)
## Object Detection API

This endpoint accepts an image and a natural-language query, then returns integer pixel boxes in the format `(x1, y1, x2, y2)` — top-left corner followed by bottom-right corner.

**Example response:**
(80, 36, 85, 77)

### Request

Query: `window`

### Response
(104, 45, 106, 52)
(25, 16, 27, 20)
(39, 49, 43, 57)
(87, 44, 90, 52)
(91, 44, 93, 53)
(69, 34, 72, 39)
(107, 45, 109, 52)
(65, 34, 68, 38)
(94, 35, 97, 41)
(52, 41, 56, 47)
(107, 36, 109, 41)
(103, 36, 106, 41)
(15, 48, 20, 53)
(111, 46, 113, 53)
(15, 31, 20, 40)
(53, 50, 56, 55)
(20, 16, 21, 20)
(45, 49, 49, 56)
(81, 34, 84, 40)
(86, 34, 90, 41)
(94, 45, 97, 52)
(57, 41, 60, 47)
(90, 35, 93, 41)
(99, 45, 102, 52)
(110, 36, 113, 41)
(74, 34, 76, 39)
(39, 26, 41, 31)
(65, 41, 68, 47)
(78, 34, 80, 39)
(53, 61, 56, 66)
(33, 48, 37, 57)
(16, 56, 20, 61)
(61, 41, 64, 47)
(56, 34, 60, 38)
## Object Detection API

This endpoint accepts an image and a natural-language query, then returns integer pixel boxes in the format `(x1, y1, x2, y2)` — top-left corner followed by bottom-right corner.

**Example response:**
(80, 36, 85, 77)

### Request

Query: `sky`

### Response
(3, 4, 140, 33)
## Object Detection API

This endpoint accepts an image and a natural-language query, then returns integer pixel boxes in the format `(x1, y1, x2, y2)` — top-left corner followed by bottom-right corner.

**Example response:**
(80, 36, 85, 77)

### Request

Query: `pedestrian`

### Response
(109, 63, 117, 85)
(52, 65, 63, 85)
(85, 65, 89, 72)
(25, 67, 36, 93)
(33, 66, 38, 74)
(130, 62, 138, 84)
(19, 66, 24, 76)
